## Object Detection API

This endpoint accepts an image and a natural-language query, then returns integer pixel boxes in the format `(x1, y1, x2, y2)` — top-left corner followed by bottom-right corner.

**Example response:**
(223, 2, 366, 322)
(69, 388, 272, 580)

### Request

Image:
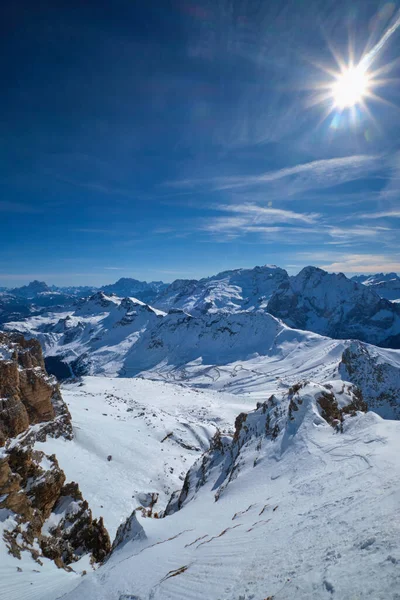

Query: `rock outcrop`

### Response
(110, 510, 146, 555)
(0, 332, 72, 446)
(0, 332, 111, 569)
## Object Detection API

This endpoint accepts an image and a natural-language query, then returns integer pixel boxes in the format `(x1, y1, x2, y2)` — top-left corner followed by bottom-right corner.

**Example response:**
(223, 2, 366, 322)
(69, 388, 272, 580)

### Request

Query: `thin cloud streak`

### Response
(167, 155, 382, 194)
(217, 203, 320, 224)
(359, 211, 400, 219)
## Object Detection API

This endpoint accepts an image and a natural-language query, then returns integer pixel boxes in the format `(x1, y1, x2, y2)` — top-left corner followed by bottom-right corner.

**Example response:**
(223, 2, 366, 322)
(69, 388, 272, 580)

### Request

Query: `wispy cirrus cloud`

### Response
(167, 154, 383, 195)
(358, 211, 400, 219)
(199, 201, 396, 247)
(326, 225, 393, 239)
(216, 203, 320, 224)
(201, 203, 321, 239)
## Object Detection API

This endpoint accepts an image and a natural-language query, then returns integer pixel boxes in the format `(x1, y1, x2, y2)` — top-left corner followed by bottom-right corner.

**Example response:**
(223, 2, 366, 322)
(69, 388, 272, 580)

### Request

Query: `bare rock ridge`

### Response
(0, 332, 111, 569)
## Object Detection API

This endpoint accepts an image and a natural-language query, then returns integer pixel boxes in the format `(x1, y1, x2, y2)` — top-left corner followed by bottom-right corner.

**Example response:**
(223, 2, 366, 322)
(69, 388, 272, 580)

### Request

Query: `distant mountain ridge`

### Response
(10, 279, 50, 297)
(154, 264, 289, 314)
(351, 272, 400, 302)
(3, 265, 400, 365)
(268, 266, 400, 348)
(102, 277, 167, 303)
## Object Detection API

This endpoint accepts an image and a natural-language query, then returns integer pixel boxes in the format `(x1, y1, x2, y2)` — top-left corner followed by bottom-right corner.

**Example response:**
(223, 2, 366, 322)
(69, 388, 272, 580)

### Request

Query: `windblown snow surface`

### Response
(62, 382, 400, 600)
(2, 283, 400, 599)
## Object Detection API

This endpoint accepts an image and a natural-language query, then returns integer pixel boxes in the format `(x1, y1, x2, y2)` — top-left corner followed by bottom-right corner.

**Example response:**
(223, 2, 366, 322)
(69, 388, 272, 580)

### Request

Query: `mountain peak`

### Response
(11, 280, 50, 298)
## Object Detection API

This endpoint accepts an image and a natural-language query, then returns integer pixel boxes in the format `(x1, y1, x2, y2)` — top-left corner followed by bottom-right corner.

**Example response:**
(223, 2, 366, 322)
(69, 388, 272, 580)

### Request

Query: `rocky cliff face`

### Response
(339, 342, 400, 419)
(0, 332, 111, 569)
(0, 332, 72, 446)
(268, 266, 400, 348)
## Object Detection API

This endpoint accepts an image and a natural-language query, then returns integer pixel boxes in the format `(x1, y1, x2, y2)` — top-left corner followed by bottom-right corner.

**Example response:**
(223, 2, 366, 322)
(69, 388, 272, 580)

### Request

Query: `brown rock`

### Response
(0, 332, 73, 446)
(0, 333, 110, 568)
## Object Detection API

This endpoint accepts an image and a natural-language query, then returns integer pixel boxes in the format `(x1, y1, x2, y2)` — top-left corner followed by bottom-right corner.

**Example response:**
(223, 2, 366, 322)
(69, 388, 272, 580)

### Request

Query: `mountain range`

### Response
(2, 264, 400, 600)
(3, 266, 400, 382)
(2, 265, 399, 323)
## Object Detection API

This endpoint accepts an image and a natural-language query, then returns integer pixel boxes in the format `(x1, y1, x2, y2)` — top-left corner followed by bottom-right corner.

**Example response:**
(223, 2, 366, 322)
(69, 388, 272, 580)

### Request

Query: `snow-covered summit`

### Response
(268, 266, 400, 347)
(101, 277, 167, 303)
(154, 264, 289, 314)
(10, 279, 50, 298)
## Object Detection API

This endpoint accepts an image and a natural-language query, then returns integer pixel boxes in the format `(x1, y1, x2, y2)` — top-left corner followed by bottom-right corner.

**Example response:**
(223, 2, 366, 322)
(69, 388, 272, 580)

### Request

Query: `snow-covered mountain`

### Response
(4, 266, 400, 350)
(0, 283, 79, 324)
(352, 272, 400, 302)
(352, 272, 399, 285)
(2, 318, 400, 598)
(10, 280, 50, 298)
(154, 265, 289, 314)
(339, 341, 400, 419)
(268, 266, 400, 348)
(102, 277, 167, 303)
(0, 293, 35, 324)
(6, 287, 400, 417)
(3, 290, 341, 380)
(0, 279, 167, 326)
(61, 380, 400, 600)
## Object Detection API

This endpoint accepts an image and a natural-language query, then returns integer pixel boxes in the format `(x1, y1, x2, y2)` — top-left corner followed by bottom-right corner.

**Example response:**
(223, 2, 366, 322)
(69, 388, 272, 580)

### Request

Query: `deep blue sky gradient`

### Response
(1, 0, 399, 285)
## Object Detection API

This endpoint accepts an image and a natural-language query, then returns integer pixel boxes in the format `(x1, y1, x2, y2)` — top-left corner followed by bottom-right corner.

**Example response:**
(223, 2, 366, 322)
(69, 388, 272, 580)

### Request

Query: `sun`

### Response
(332, 65, 370, 109)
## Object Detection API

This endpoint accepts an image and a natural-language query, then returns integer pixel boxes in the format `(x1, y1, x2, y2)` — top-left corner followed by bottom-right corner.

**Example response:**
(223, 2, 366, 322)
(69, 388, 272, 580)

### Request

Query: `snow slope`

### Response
(35, 377, 250, 539)
(62, 382, 400, 600)
(2, 337, 399, 599)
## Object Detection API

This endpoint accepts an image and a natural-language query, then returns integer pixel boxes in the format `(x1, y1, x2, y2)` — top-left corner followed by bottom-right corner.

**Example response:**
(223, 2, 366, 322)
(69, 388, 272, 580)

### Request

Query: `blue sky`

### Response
(1, 0, 400, 286)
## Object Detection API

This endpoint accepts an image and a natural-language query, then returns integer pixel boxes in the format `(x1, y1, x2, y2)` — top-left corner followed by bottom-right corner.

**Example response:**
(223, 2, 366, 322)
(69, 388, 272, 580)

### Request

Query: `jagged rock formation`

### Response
(110, 510, 146, 555)
(268, 266, 400, 348)
(168, 380, 367, 511)
(0, 332, 72, 445)
(0, 332, 111, 569)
